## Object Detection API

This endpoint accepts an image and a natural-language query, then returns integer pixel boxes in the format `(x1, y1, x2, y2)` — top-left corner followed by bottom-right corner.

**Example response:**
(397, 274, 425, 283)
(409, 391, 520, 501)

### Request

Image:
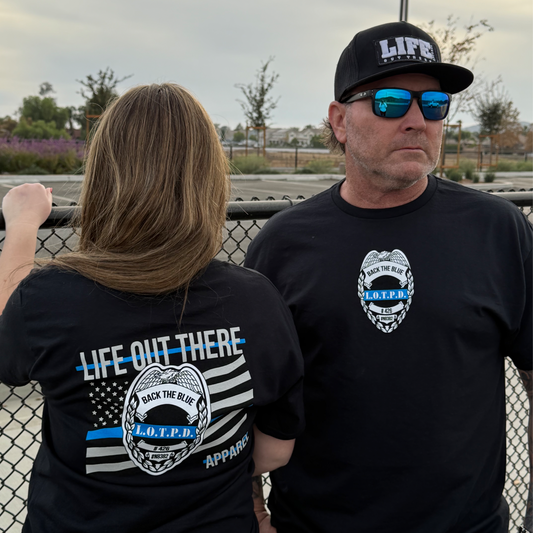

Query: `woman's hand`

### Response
(2, 183, 53, 229)
(0, 183, 53, 313)
(256, 509, 277, 533)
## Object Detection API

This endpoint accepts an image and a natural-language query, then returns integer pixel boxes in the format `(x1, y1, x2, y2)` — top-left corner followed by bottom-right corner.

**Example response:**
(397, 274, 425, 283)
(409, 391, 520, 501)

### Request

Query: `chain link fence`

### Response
(0, 191, 531, 531)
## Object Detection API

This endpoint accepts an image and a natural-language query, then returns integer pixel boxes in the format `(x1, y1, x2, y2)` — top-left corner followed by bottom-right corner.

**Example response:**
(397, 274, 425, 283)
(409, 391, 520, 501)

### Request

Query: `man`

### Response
(244, 21, 533, 533)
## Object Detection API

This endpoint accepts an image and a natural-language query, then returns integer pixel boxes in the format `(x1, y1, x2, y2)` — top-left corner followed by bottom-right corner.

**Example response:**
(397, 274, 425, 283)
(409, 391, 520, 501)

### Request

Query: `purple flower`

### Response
(0, 138, 85, 173)
(0, 137, 85, 159)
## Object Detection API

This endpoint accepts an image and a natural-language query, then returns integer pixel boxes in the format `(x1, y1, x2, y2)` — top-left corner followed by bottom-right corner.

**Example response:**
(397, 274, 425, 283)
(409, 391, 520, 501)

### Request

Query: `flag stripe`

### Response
(211, 390, 254, 413)
(87, 427, 123, 441)
(86, 446, 127, 458)
(86, 460, 135, 474)
(206, 409, 243, 437)
(194, 413, 248, 453)
(208, 371, 251, 395)
(203, 355, 246, 380)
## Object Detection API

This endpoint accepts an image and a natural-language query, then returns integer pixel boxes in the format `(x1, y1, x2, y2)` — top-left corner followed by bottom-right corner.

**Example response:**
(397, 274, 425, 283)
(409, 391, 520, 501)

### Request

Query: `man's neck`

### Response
(340, 173, 429, 209)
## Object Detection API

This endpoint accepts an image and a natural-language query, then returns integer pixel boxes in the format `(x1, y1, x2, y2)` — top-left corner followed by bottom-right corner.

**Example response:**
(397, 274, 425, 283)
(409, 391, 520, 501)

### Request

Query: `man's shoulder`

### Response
(207, 259, 278, 285)
(256, 184, 336, 232)
(435, 176, 530, 216)
(203, 260, 287, 299)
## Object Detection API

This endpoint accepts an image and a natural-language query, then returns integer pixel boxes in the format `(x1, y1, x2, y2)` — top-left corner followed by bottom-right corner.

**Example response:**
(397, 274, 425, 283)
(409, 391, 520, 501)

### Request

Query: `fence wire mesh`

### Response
(0, 192, 531, 532)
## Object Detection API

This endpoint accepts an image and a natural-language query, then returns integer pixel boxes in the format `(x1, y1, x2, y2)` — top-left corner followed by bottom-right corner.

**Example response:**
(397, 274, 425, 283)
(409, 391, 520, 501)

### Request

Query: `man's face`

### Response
(331, 73, 444, 192)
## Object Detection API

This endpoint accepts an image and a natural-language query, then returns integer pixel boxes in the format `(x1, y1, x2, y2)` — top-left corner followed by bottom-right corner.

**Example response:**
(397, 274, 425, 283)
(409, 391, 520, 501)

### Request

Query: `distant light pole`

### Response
(399, 0, 408, 21)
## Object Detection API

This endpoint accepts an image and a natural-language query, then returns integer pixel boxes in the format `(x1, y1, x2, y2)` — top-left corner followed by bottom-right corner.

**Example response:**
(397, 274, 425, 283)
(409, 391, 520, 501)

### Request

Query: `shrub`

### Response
(445, 168, 463, 182)
(472, 173, 480, 183)
(6, 151, 40, 172)
(252, 168, 279, 174)
(459, 159, 476, 181)
(293, 167, 314, 174)
(303, 159, 335, 174)
(516, 160, 533, 171)
(484, 171, 496, 183)
(230, 155, 269, 174)
(495, 159, 515, 171)
(17, 165, 50, 175)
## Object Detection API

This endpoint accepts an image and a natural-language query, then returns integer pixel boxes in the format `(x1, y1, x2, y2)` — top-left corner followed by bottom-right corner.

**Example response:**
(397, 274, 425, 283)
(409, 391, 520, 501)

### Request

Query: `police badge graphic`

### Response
(358, 249, 414, 333)
(122, 363, 211, 475)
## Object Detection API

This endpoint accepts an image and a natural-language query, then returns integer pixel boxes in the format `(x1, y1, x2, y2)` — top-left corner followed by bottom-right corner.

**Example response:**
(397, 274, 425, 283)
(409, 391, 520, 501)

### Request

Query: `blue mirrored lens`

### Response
(374, 89, 411, 118)
(420, 91, 449, 120)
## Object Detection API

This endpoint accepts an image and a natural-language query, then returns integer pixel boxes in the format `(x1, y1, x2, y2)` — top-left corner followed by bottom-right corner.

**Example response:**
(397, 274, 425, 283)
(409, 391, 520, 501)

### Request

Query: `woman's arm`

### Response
(253, 475, 277, 533)
(252, 425, 295, 533)
(252, 425, 295, 476)
(0, 183, 52, 312)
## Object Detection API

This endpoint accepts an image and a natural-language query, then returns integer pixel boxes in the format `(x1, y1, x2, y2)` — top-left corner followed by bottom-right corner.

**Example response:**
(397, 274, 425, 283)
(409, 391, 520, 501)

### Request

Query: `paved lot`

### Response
(0, 172, 531, 206)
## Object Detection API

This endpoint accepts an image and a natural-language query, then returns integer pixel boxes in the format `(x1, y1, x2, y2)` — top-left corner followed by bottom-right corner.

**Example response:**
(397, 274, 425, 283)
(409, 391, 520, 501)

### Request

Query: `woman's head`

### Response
(57, 83, 230, 294)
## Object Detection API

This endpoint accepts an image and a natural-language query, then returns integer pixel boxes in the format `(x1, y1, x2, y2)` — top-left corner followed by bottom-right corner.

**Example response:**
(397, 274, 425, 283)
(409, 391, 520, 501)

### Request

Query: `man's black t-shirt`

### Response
(0, 260, 305, 532)
(245, 176, 532, 533)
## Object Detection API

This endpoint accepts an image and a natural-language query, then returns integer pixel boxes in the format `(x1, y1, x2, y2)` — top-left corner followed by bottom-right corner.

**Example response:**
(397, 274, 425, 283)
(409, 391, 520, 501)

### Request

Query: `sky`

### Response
(0, 0, 531, 130)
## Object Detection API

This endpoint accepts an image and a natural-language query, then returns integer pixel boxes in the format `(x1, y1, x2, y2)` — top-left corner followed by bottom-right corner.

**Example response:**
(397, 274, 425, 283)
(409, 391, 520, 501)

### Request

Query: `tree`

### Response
(18, 83, 70, 131)
(16, 83, 70, 138)
(77, 67, 132, 115)
(524, 128, 533, 154)
(219, 125, 229, 141)
(12, 117, 69, 140)
(233, 131, 245, 143)
(235, 57, 279, 127)
(310, 134, 326, 149)
(75, 67, 132, 138)
(38, 82, 55, 97)
(0, 116, 18, 138)
(471, 82, 522, 149)
(419, 16, 494, 121)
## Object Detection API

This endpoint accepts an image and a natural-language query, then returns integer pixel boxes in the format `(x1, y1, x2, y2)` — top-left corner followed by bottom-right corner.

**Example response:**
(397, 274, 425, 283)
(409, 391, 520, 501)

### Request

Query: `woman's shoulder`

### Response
(16, 266, 98, 307)
(21, 265, 87, 288)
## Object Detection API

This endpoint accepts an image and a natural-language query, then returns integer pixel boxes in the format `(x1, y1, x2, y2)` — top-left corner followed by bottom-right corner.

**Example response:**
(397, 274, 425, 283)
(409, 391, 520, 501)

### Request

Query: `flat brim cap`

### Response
(335, 22, 474, 101)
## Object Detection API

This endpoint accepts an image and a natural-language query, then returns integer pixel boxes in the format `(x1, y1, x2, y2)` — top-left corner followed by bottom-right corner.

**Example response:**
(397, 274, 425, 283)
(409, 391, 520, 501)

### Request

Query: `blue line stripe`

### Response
(76, 339, 246, 372)
(86, 427, 123, 441)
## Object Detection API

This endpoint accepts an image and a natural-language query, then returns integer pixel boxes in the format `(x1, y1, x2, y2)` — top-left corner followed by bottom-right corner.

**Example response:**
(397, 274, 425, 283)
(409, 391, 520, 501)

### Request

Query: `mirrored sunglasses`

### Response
(343, 88, 452, 121)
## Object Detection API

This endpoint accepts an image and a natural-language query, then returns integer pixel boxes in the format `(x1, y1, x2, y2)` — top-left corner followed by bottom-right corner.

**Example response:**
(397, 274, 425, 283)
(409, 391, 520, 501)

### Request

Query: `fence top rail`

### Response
(0, 191, 530, 229)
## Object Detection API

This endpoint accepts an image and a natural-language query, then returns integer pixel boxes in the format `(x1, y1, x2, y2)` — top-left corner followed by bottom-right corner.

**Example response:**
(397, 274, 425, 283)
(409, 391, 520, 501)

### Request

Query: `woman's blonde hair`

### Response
(53, 83, 230, 294)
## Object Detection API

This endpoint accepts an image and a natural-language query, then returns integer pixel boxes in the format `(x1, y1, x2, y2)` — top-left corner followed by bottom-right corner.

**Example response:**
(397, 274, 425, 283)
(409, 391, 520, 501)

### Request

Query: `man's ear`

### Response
(328, 101, 347, 144)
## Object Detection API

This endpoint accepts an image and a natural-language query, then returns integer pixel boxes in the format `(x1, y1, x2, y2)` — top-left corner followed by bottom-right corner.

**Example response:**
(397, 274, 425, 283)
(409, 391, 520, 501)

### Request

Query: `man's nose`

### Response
(401, 99, 427, 131)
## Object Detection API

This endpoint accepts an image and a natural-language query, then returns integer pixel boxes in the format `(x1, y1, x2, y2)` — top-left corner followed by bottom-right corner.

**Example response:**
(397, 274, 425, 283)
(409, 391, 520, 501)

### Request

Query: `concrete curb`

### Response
(230, 174, 342, 181)
(0, 175, 83, 183)
(0, 174, 528, 191)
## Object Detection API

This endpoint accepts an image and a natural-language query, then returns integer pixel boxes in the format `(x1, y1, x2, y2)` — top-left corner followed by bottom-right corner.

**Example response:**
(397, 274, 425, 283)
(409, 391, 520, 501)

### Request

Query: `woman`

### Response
(0, 84, 304, 532)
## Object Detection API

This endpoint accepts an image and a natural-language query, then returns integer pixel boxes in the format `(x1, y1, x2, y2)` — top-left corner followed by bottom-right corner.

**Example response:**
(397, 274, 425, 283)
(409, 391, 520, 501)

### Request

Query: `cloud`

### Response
(0, 0, 531, 126)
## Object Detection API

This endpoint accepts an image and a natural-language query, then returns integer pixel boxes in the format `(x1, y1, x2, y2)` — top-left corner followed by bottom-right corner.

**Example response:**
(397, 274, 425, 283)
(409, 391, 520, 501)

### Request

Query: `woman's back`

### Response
(1, 261, 303, 532)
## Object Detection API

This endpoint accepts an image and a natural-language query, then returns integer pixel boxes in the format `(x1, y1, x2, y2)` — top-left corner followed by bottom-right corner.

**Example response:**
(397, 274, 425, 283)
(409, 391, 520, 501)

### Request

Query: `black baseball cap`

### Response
(335, 22, 474, 102)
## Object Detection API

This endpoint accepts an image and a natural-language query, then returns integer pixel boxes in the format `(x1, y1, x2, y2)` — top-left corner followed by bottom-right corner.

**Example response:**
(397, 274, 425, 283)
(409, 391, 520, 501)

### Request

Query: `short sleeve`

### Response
(0, 287, 34, 386)
(507, 247, 533, 371)
(243, 274, 305, 440)
(254, 376, 304, 440)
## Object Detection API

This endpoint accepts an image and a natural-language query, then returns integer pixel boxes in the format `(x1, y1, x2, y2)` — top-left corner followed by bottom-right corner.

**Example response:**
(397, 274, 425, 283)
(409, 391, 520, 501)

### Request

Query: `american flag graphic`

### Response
(89, 380, 129, 428)
(85, 355, 253, 475)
